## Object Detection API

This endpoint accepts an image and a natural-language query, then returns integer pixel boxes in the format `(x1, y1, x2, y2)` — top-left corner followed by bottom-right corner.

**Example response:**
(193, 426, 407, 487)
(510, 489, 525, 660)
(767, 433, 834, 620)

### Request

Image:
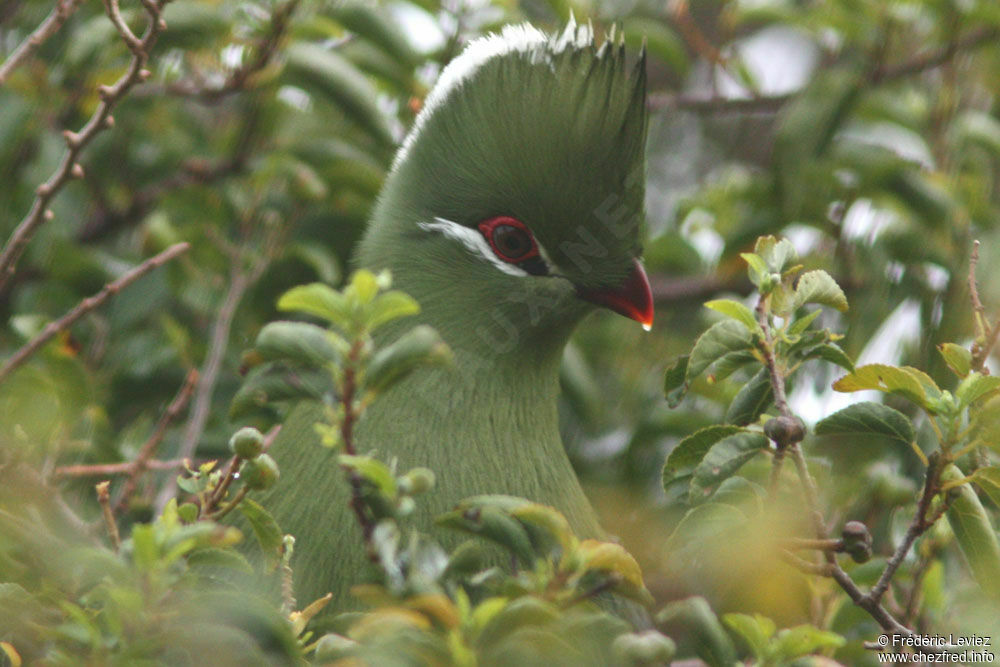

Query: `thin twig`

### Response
(205, 486, 249, 521)
(56, 458, 192, 477)
(0, 0, 170, 292)
(0, 0, 86, 85)
(96, 481, 121, 552)
(152, 0, 300, 102)
(757, 293, 916, 637)
(865, 455, 941, 605)
(340, 340, 378, 553)
(111, 369, 200, 509)
(0, 243, 190, 384)
(154, 241, 277, 511)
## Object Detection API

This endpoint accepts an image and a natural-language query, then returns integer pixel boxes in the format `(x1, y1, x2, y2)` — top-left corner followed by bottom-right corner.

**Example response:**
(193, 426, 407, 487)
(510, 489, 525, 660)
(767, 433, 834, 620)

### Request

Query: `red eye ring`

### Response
(478, 216, 539, 264)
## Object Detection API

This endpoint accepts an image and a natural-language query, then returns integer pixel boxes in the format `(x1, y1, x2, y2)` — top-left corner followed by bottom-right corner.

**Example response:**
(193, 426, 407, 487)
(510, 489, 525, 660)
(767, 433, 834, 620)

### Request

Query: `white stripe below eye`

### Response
(418, 218, 529, 277)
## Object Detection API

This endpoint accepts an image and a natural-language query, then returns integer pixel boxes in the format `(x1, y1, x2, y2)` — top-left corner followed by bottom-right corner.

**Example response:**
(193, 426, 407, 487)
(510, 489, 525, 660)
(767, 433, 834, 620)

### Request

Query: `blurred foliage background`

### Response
(2, 0, 1000, 663)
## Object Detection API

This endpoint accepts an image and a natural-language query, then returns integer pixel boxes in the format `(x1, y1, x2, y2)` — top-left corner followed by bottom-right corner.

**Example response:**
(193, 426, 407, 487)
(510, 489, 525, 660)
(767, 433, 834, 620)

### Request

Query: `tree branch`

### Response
(0, 242, 190, 385)
(650, 27, 1000, 114)
(0, 0, 86, 85)
(0, 0, 170, 292)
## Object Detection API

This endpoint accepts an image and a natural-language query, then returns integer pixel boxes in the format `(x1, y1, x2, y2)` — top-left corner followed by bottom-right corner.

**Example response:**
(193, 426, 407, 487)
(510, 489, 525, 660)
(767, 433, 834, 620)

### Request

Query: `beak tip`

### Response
(578, 258, 655, 329)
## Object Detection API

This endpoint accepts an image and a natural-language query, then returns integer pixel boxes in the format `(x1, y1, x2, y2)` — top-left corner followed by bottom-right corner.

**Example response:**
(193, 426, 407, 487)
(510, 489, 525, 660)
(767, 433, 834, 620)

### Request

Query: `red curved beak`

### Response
(577, 258, 654, 330)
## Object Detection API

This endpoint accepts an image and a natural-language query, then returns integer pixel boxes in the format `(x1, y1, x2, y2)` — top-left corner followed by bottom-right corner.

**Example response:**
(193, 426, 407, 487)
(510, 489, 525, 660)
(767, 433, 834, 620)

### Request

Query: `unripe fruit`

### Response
(229, 426, 265, 459)
(240, 454, 279, 490)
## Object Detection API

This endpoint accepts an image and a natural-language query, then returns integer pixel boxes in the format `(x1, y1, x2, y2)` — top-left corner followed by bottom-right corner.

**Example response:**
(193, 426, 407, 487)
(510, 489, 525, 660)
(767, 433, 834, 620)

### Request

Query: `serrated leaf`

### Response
(278, 283, 350, 326)
(833, 364, 936, 411)
(970, 396, 1000, 454)
(664, 355, 689, 408)
(725, 367, 773, 425)
(938, 343, 972, 378)
(663, 425, 744, 485)
(971, 467, 1000, 509)
(690, 432, 769, 503)
(814, 401, 915, 447)
(687, 320, 754, 381)
(710, 351, 759, 383)
(367, 290, 420, 330)
(956, 373, 1000, 409)
(723, 613, 774, 659)
(704, 299, 760, 333)
(792, 270, 848, 312)
(436, 506, 535, 564)
(655, 597, 737, 667)
(238, 498, 283, 568)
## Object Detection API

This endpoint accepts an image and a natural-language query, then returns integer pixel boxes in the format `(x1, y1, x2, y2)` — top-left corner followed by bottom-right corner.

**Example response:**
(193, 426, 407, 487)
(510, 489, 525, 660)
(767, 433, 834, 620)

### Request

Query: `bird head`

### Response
(360, 20, 652, 358)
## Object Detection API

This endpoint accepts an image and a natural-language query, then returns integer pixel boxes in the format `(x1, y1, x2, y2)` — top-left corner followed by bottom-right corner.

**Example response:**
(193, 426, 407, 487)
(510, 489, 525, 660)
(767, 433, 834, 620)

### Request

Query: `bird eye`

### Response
(478, 217, 538, 263)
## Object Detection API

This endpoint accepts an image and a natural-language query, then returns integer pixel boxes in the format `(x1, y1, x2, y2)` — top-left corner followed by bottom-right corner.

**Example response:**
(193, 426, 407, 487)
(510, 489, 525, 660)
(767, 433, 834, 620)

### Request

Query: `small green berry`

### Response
(240, 454, 279, 490)
(229, 426, 265, 459)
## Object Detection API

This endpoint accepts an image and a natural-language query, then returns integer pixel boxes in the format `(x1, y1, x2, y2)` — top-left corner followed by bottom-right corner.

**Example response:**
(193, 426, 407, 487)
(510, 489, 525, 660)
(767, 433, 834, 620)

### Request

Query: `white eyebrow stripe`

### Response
(418, 217, 528, 277)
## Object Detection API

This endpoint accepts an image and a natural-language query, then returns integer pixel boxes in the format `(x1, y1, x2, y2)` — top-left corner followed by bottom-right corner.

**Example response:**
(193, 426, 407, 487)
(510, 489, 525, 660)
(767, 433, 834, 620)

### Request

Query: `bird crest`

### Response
(378, 19, 649, 290)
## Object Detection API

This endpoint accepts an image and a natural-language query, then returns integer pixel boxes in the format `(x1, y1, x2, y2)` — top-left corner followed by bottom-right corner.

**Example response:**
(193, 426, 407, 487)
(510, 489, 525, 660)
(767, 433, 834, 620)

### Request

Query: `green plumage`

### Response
(258, 21, 649, 610)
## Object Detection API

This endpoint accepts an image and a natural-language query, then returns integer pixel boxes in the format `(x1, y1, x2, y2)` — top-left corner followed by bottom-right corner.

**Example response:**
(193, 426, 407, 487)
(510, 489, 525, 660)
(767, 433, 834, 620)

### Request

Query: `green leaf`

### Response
(753, 236, 797, 273)
(814, 402, 915, 447)
(131, 524, 159, 571)
(690, 432, 769, 503)
(576, 539, 654, 605)
(711, 476, 765, 514)
(704, 299, 760, 333)
(436, 506, 535, 564)
(833, 364, 939, 412)
(970, 396, 1000, 454)
(188, 547, 254, 574)
(666, 502, 747, 555)
(722, 613, 774, 659)
(326, 2, 420, 66)
(655, 597, 737, 667)
(364, 325, 452, 393)
(806, 342, 855, 372)
(238, 498, 284, 568)
(956, 373, 1000, 409)
(942, 464, 1000, 602)
(283, 43, 394, 144)
(771, 624, 846, 659)
(787, 308, 822, 335)
(255, 321, 340, 368)
(348, 269, 380, 304)
(687, 320, 754, 381)
(725, 367, 773, 425)
(338, 454, 396, 497)
(277, 283, 350, 326)
(971, 467, 1000, 509)
(740, 252, 770, 288)
(938, 343, 973, 378)
(663, 425, 744, 485)
(792, 270, 848, 312)
(663, 355, 689, 408)
(510, 502, 575, 553)
(367, 290, 420, 330)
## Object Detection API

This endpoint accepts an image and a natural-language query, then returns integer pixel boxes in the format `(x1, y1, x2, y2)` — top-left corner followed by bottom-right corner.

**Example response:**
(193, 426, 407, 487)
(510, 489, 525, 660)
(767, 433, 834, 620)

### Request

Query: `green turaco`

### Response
(261, 20, 653, 610)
